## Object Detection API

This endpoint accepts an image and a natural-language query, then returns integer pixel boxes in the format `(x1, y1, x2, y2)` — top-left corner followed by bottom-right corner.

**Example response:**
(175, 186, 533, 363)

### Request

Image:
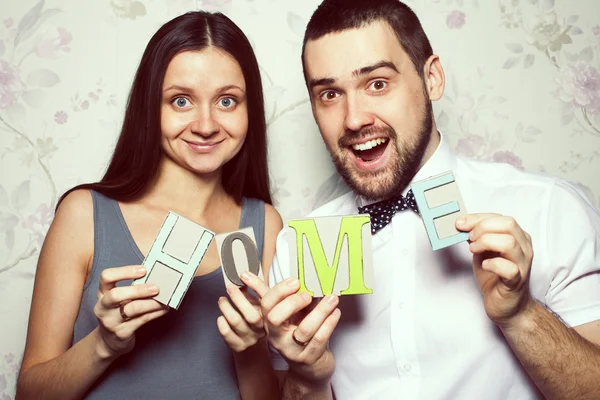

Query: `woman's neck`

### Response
(141, 156, 233, 219)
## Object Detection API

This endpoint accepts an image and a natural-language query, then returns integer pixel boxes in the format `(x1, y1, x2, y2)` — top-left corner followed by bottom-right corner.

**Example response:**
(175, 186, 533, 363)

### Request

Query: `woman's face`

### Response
(160, 48, 248, 176)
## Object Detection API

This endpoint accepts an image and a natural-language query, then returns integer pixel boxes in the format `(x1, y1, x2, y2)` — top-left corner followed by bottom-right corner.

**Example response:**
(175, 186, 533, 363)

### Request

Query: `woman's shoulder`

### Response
(261, 201, 283, 242)
(38, 189, 94, 279)
(263, 203, 282, 225)
(242, 197, 282, 227)
(51, 189, 95, 257)
(55, 189, 94, 226)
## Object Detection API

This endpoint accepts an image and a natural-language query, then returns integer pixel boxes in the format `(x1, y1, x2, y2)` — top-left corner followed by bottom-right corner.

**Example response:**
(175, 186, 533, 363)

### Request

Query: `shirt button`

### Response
(403, 364, 412, 372)
(401, 249, 408, 256)
(398, 302, 405, 309)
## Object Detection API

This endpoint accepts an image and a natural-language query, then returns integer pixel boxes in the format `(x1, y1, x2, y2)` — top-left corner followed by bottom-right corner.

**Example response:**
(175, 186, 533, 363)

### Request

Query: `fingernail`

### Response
(226, 285, 235, 294)
(327, 294, 338, 305)
(300, 292, 311, 302)
(456, 217, 466, 226)
(136, 266, 146, 275)
(287, 278, 299, 287)
(241, 271, 251, 281)
(147, 284, 159, 294)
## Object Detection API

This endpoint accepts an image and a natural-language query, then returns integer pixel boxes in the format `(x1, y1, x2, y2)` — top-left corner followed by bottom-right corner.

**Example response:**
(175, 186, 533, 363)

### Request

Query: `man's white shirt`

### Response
(269, 134, 600, 400)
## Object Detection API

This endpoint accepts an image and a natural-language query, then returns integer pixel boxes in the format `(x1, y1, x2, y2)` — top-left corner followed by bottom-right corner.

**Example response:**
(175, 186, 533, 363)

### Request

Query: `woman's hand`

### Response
(93, 265, 169, 357)
(217, 280, 266, 352)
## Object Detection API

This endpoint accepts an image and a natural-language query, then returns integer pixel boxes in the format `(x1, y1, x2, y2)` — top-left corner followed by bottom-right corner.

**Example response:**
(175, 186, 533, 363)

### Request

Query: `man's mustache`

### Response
(337, 126, 396, 148)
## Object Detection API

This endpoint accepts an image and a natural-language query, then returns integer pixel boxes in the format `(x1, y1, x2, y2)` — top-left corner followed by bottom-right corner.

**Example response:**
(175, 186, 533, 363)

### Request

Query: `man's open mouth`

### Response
(350, 138, 389, 162)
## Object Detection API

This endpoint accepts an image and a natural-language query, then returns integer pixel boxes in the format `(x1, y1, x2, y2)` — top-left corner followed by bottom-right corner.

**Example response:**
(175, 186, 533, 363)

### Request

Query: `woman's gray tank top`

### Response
(72, 191, 265, 399)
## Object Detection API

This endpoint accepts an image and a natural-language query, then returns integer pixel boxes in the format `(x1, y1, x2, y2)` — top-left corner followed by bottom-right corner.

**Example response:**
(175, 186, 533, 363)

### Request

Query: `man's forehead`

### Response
(304, 20, 405, 79)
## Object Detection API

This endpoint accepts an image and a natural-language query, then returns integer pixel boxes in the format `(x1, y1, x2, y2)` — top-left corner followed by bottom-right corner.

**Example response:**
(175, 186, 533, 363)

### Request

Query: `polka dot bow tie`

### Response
(358, 189, 420, 234)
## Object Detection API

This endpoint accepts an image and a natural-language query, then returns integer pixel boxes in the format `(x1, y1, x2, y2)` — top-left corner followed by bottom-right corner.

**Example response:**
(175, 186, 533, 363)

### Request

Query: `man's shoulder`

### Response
(455, 156, 563, 208)
(456, 155, 557, 191)
(455, 155, 595, 219)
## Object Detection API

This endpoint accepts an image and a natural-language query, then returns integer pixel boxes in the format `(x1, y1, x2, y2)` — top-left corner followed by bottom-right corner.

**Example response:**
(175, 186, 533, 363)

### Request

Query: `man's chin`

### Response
(333, 156, 398, 199)
(344, 170, 397, 200)
(354, 185, 396, 201)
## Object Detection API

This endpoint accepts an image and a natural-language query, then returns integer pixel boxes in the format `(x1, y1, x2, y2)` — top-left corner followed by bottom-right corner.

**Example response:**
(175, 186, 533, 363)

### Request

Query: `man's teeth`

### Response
(352, 138, 387, 151)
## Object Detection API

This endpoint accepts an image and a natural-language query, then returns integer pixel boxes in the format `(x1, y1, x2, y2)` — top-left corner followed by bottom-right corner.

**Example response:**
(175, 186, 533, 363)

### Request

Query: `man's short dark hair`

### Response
(302, 0, 433, 80)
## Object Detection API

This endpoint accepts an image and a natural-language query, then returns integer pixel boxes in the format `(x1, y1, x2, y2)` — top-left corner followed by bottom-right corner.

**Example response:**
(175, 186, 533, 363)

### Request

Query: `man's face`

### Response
(304, 20, 437, 200)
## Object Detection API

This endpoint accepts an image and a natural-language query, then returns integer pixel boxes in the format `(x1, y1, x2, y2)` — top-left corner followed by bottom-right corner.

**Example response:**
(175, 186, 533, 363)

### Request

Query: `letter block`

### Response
(215, 227, 262, 287)
(410, 171, 469, 251)
(133, 212, 214, 309)
(287, 215, 374, 297)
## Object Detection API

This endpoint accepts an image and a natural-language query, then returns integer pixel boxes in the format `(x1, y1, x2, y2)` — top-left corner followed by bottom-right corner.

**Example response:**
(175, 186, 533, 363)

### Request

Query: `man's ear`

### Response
(423, 54, 445, 101)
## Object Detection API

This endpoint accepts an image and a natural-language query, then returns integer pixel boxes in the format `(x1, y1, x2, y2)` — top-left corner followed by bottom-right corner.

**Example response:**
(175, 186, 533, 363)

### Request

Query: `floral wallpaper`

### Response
(0, 0, 599, 397)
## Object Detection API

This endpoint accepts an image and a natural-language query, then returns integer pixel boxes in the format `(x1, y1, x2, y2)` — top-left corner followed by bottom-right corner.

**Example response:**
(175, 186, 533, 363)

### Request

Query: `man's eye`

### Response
(321, 91, 339, 101)
(370, 81, 387, 91)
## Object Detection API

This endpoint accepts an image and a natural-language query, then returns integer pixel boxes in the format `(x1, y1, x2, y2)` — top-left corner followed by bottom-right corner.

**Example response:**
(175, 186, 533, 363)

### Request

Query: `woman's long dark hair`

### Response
(60, 11, 271, 205)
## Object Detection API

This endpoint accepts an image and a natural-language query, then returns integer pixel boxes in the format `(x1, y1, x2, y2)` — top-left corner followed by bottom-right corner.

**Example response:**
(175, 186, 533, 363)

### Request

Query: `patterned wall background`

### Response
(1, 0, 599, 396)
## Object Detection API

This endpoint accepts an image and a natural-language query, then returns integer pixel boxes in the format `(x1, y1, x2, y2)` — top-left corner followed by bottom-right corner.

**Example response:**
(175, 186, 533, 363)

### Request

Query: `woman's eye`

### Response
(219, 97, 236, 109)
(173, 97, 189, 108)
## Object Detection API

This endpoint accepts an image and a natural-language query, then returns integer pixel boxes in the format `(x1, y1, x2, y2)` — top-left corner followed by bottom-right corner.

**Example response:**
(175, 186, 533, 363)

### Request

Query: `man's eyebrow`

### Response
(308, 61, 399, 91)
(308, 77, 336, 91)
(352, 60, 399, 77)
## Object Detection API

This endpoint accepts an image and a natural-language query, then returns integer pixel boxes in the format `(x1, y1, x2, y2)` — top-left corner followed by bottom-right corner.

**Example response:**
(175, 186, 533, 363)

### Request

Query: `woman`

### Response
(16, 11, 280, 400)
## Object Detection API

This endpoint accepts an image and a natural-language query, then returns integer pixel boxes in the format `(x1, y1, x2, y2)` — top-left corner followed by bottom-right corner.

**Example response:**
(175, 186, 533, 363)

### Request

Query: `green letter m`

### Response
(288, 216, 372, 296)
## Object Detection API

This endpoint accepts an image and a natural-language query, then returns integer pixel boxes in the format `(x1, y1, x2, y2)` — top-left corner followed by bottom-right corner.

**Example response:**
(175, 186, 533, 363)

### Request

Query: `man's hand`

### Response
(457, 213, 536, 328)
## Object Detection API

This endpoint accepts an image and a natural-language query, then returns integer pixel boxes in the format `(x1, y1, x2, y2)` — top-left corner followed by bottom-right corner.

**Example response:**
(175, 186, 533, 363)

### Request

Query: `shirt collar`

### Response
(356, 131, 457, 207)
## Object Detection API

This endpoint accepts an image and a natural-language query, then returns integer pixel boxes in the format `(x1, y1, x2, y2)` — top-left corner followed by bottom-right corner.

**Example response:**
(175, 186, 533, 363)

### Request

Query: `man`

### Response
(252, 0, 600, 398)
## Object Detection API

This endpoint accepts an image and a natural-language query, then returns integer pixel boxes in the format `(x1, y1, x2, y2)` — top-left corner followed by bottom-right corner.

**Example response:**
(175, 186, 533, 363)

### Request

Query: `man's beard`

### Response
(328, 102, 433, 201)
